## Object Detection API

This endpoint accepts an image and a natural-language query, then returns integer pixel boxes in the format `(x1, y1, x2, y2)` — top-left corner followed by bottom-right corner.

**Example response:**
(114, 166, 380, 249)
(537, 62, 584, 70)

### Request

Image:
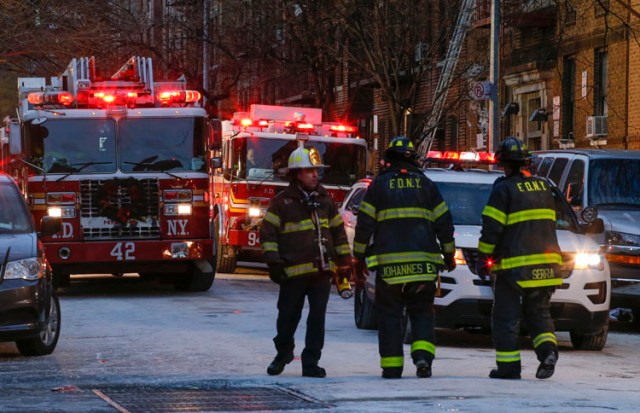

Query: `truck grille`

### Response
(80, 178, 160, 239)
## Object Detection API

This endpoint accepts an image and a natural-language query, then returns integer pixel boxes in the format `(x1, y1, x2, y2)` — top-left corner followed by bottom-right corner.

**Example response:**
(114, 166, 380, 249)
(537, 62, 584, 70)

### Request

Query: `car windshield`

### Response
(589, 159, 640, 208)
(119, 117, 207, 173)
(434, 179, 578, 232)
(229, 137, 367, 186)
(25, 119, 117, 173)
(0, 182, 33, 234)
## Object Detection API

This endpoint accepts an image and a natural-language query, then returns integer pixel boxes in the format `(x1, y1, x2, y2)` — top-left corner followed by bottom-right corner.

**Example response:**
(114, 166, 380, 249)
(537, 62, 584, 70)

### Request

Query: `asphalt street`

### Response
(1, 267, 639, 412)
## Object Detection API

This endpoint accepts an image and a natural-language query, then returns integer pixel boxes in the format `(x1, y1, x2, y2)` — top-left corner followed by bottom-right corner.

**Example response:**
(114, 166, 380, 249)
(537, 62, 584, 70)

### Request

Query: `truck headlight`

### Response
(48, 206, 75, 218)
(164, 203, 192, 216)
(248, 207, 262, 217)
(606, 231, 640, 247)
(574, 252, 604, 270)
(3, 257, 45, 280)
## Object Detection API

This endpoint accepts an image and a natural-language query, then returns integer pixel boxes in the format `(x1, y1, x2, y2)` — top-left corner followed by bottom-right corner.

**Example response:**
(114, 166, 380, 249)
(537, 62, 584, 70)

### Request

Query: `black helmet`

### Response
(495, 136, 529, 165)
(384, 136, 416, 159)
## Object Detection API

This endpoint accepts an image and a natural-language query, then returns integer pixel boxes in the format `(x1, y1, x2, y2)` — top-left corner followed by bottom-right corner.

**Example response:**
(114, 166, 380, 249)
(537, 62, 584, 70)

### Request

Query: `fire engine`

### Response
(8, 56, 218, 291)
(211, 104, 368, 273)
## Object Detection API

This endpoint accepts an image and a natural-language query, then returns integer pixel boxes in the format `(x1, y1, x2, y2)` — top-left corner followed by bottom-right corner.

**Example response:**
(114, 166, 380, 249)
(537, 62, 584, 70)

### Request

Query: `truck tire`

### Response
(174, 261, 215, 292)
(215, 220, 237, 274)
(16, 294, 61, 356)
(570, 319, 608, 351)
(354, 285, 377, 329)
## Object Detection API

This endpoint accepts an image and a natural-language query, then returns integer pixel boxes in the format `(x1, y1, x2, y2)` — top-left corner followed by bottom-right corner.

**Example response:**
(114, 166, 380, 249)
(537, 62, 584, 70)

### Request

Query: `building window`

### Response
(594, 48, 608, 116)
(562, 57, 576, 140)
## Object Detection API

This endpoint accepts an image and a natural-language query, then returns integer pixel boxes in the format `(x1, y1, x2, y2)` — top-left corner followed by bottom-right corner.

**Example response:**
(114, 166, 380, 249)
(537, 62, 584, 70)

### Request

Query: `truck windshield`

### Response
(119, 117, 207, 173)
(25, 119, 117, 173)
(229, 137, 367, 186)
(589, 159, 640, 207)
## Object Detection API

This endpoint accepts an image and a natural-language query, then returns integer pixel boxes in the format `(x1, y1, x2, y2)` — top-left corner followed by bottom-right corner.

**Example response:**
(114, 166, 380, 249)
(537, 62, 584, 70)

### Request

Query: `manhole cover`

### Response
(93, 385, 328, 412)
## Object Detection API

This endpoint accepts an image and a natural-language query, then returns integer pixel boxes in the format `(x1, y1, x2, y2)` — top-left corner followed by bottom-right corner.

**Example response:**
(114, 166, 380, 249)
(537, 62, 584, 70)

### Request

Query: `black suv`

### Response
(0, 173, 62, 356)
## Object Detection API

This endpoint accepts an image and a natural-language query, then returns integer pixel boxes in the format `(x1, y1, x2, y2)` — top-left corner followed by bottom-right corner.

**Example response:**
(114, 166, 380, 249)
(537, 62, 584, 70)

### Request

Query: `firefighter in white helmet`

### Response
(260, 142, 353, 378)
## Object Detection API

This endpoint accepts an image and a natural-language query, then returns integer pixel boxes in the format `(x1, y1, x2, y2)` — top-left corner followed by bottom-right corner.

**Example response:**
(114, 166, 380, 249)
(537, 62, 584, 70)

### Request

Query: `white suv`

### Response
(340, 168, 611, 350)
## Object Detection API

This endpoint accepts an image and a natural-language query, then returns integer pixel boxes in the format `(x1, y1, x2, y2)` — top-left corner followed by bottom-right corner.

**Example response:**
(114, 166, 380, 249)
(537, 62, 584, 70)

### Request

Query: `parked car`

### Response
(340, 167, 611, 350)
(0, 172, 62, 356)
(531, 149, 640, 319)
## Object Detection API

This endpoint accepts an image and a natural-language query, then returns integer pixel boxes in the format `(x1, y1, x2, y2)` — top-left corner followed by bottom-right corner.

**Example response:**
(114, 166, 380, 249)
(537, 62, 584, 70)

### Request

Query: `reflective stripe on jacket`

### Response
(478, 173, 562, 288)
(354, 162, 455, 285)
(259, 181, 351, 279)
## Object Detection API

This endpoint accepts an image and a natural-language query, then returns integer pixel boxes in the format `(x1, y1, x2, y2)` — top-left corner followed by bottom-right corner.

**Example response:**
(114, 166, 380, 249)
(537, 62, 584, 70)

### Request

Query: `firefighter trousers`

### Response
(273, 271, 331, 367)
(375, 277, 436, 372)
(492, 274, 558, 366)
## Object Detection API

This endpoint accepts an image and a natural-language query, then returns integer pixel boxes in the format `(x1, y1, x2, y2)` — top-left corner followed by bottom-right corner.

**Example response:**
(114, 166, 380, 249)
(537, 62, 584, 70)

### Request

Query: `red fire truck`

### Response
(8, 56, 218, 291)
(211, 104, 368, 273)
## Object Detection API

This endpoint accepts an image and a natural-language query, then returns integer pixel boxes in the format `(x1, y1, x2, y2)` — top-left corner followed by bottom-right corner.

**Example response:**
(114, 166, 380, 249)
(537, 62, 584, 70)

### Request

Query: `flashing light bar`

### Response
(240, 118, 253, 127)
(329, 124, 357, 133)
(27, 91, 74, 107)
(156, 90, 202, 104)
(426, 151, 496, 164)
(296, 122, 314, 130)
(257, 120, 269, 127)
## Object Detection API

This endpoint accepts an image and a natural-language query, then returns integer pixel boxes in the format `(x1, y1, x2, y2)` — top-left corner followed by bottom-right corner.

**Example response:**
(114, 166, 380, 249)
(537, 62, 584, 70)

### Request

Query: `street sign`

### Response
(470, 81, 494, 101)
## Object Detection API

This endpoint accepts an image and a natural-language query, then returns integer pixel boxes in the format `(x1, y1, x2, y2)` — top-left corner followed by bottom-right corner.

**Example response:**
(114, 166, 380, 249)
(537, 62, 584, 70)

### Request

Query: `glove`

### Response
(443, 251, 456, 272)
(351, 257, 367, 288)
(267, 261, 288, 284)
(475, 253, 493, 281)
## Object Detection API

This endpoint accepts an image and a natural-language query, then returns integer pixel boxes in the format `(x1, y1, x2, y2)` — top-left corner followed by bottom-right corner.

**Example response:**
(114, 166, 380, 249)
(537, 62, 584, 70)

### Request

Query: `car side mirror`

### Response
(581, 206, 598, 223)
(40, 216, 62, 237)
(210, 157, 222, 169)
(584, 218, 605, 234)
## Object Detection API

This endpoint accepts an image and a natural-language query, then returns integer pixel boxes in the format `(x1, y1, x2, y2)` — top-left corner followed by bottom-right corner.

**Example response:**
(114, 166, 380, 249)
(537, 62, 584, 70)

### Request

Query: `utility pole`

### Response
(489, 0, 500, 152)
(202, 0, 210, 109)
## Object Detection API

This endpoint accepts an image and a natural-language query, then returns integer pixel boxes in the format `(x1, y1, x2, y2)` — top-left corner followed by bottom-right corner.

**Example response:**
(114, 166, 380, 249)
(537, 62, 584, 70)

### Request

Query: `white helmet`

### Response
(287, 144, 328, 170)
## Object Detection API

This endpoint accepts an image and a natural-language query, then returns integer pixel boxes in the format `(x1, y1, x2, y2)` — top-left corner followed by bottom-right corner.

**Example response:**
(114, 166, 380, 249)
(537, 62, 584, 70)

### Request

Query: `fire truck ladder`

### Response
(60, 57, 96, 97)
(111, 56, 155, 96)
(417, 0, 476, 158)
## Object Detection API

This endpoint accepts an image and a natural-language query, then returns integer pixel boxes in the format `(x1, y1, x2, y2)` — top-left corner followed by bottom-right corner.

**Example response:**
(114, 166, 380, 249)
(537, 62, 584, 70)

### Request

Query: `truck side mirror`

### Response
(40, 216, 62, 237)
(9, 120, 22, 155)
(210, 157, 222, 169)
(584, 218, 604, 234)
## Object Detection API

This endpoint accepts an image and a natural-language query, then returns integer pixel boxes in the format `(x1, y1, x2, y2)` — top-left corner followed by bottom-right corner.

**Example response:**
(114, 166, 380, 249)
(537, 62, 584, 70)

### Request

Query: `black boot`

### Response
(489, 361, 521, 380)
(382, 367, 403, 379)
(302, 365, 326, 378)
(536, 351, 558, 380)
(267, 352, 294, 376)
(415, 359, 432, 378)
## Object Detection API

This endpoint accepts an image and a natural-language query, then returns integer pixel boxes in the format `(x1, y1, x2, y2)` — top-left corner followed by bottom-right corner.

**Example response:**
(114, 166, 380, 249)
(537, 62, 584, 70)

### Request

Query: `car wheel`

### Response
(174, 261, 216, 292)
(215, 219, 237, 274)
(570, 319, 609, 351)
(16, 294, 61, 356)
(354, 285, 377, 329)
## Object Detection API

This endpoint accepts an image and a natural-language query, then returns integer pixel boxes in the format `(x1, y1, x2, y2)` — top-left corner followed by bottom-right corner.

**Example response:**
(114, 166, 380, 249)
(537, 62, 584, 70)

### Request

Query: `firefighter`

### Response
(260, 143, 352, 378)
(353, 136, 456, 379)
(476, 136, 562, 380)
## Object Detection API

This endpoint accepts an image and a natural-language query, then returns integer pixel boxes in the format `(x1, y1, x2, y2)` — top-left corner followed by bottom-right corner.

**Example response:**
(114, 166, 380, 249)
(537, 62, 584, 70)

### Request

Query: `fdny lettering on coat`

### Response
(389, 177, 422, 190)
(516, 180, 548, 193)
(167, 219, 189, 236)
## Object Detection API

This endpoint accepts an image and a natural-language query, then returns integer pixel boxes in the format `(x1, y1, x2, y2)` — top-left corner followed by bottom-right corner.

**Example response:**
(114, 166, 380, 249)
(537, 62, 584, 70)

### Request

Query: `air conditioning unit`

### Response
(586, 116, 608, 138)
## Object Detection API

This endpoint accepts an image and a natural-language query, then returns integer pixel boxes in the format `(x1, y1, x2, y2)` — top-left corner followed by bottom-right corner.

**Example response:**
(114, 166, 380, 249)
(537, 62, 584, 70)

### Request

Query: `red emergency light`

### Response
(156, 90, 202, 104)
(296, 123, 314, 130)
(257, 120, 269, 127)
(240, 118, 253, 127)
(443, 151, 460, 160)
(329, 124, 357, 133)
(27, 91, 74, 106)
(425, 151, 496, 164)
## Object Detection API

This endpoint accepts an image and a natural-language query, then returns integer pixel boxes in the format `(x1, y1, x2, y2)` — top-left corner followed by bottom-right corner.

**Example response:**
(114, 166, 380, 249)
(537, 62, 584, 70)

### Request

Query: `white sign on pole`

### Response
(553, 120, 560, 138)
(581, 71, 588, 98)
(373, 115, 378, 134)
(552, 96, 560, 120)
(470, 81, 494, 101)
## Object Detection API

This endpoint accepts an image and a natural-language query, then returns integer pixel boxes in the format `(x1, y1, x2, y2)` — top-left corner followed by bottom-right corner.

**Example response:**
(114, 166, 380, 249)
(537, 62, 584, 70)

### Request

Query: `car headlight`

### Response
(573, 252, 604, 270)
(605, 231, 640, 247)
(164, 203, 192, 216)
(3, 257, 45, 280)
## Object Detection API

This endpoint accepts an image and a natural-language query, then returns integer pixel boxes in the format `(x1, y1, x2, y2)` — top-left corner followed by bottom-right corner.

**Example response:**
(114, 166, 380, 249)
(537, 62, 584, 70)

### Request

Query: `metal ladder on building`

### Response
(417, 0, 476, 158)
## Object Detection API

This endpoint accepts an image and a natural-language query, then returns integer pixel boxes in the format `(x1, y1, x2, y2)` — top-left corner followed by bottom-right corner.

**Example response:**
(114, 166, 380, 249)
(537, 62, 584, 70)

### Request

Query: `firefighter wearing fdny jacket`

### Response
(477, 136, 562, 380)
(260, 143, 352, 378)
(353, 136, 456, 379)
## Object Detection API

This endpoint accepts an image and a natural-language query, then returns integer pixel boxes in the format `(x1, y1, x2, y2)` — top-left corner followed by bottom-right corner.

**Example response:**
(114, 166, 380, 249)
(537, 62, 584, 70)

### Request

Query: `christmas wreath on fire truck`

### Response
(96, 178, 150, 224)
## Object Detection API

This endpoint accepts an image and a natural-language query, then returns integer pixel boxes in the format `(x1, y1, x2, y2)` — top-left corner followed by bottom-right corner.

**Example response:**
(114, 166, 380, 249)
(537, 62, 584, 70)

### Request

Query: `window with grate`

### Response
(562, 56, 576, 139)
(594, 48, 608, 116)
